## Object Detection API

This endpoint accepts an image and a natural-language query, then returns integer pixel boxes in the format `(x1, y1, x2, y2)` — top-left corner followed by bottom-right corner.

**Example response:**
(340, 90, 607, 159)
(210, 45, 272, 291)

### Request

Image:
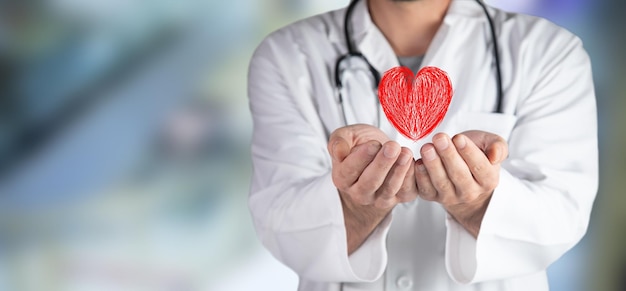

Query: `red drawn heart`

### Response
(378, 66, 453, 141)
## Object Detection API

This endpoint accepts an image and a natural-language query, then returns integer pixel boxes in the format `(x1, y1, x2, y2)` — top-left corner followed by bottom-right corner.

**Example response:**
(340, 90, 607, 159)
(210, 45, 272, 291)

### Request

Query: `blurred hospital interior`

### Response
(0, 0, 624, 290)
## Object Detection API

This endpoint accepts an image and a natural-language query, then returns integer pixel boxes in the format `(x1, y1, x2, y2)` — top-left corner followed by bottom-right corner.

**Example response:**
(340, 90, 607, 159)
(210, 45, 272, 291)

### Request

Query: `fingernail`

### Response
(383, 143, 400, 158)
(422, 147, 437, 161)
(454, 135, 466, 149)
(433, 135, 449, 150)
(398, 152, 411, 165)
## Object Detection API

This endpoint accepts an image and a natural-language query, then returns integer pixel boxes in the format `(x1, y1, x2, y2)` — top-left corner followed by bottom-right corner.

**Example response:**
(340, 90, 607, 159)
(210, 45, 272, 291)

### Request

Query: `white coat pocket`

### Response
(450, 111, 518, 141)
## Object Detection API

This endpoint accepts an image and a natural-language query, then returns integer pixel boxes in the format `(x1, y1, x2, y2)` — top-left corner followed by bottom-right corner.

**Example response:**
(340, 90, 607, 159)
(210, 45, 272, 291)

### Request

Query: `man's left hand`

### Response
(415, 130, 508, 237)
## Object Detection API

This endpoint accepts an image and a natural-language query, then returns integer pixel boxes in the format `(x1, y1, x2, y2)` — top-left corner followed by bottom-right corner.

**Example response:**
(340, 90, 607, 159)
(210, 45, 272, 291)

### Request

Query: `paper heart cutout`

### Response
(378, 66, 453, 141)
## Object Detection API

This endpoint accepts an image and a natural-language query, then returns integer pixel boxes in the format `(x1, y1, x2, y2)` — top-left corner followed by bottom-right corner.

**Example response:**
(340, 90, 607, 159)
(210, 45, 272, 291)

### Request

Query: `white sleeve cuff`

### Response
(346, 212, 393, 281)
(445, 213, 478, 284)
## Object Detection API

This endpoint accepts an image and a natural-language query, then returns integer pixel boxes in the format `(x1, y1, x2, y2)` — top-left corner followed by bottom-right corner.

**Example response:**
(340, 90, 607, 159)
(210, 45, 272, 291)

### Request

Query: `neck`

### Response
(368, 0, 452, 57)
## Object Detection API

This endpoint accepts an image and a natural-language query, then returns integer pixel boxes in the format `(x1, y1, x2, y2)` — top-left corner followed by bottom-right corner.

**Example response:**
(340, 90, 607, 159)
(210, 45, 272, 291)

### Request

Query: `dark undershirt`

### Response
(397, 55, 425, 74)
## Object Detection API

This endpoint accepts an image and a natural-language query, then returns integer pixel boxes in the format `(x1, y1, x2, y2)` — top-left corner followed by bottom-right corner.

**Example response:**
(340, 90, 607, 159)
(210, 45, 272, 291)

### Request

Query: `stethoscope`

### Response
(335, 0, 504, 127)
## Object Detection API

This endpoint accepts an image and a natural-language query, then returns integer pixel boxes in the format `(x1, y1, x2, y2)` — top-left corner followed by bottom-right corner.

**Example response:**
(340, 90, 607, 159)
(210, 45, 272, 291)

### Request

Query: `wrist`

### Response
(445, 192, 493, 237)
(339, 191, 394, 254)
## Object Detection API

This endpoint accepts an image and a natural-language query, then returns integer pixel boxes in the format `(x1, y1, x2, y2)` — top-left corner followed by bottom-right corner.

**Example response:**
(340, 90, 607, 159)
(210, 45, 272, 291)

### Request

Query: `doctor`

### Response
(248, 0, 598, 290)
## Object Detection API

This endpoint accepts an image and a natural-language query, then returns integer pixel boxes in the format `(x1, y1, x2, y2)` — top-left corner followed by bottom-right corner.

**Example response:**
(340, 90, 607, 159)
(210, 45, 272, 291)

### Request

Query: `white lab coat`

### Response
(247, 0, 598, 290)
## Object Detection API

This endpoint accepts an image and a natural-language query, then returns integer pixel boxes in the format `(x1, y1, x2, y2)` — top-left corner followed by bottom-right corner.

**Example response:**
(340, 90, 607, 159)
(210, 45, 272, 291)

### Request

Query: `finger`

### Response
(452, 134, 499, 189)
(336, 140, 382, 188)
(414, 158, 437, 201)
(420, 142, 456, 198)
(376, 147, 413, 201)
(461, 130, 508, 164)
(354, 141, 401, 195)
(432, 133, 474, 189)
(396, 154, 418, 203)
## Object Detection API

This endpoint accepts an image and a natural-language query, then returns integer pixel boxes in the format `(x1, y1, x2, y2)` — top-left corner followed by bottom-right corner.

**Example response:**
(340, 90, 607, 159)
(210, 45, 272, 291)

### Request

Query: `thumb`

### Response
(329, 136, 351, 162)
(486, 139, 508, 164)
(461, 130, 508, 164)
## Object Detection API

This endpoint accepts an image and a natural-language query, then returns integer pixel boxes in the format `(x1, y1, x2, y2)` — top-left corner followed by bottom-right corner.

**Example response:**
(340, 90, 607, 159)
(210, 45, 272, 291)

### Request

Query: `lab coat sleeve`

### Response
(445, 31, 599, 283)
(247, 32, 390, 282)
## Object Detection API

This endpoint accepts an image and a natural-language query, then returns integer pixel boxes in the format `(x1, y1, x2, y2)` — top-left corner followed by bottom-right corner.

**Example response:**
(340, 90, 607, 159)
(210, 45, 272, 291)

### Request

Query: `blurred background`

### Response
(0, 0, 623, 290)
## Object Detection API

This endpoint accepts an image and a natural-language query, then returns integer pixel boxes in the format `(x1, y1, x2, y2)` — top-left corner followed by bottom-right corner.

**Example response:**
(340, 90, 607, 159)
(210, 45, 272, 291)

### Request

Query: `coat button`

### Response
(396, 276, 413, 289)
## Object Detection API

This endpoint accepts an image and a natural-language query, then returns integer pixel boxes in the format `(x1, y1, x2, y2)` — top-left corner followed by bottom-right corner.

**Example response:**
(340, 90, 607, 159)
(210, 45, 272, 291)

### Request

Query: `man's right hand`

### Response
(328, 124, 418, 254)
